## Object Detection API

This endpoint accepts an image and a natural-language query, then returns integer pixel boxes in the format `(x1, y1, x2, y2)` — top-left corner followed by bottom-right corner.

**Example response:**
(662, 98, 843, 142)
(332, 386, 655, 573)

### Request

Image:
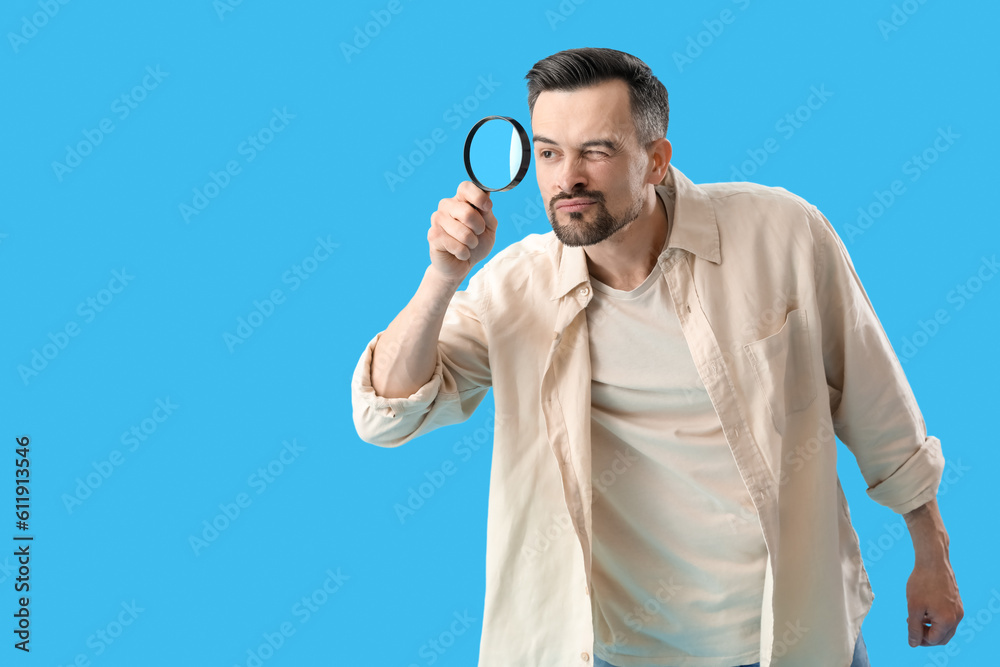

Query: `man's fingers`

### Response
(908, 609, 957, 647)
(435, 203, 483, 250)
(925, 617, 949, 645)
(907, 610, 927, 647)
(482, 205, 499, 234)
(930, 623, 958, 647)
(427, 182, 499, 278)
(438, 213, 480, 251)
(428, 212, 472, 261)
(441, 197, 487, 236)
(457, 180, 493, 214)
(428, 232, 471, 261)
(451, 181, 498, 235)
(923, 608, 962, 646)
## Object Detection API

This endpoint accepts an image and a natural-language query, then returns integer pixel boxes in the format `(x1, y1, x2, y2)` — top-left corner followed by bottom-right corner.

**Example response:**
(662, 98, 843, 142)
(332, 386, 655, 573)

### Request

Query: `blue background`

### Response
(2, 0, 997, 665)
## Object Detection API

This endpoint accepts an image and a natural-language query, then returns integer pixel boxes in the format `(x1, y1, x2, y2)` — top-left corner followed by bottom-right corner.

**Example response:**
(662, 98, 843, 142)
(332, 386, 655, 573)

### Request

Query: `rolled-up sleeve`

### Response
(351, 270, 493, 448)
(808, 205, 944, 515)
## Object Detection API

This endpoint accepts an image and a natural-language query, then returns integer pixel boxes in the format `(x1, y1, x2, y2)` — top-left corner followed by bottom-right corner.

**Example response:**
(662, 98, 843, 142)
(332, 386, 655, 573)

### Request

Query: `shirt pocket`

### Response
(742, 308, 818, 436)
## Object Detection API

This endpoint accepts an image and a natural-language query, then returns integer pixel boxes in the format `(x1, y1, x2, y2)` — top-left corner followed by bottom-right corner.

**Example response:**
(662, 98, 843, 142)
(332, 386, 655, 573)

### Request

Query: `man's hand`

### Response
(906, 560, 962, 646)
(428, 181, 498, 285)
(903, 499, 963, 647)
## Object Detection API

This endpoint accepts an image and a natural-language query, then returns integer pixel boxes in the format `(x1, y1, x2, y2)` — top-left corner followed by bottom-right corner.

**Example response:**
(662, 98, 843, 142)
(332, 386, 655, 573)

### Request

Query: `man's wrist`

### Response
(425, 264, 466, 292)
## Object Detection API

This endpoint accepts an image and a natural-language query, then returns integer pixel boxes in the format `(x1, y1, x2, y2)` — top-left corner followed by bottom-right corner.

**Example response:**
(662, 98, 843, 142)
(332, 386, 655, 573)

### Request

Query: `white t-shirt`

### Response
(587, 202, 768, 666)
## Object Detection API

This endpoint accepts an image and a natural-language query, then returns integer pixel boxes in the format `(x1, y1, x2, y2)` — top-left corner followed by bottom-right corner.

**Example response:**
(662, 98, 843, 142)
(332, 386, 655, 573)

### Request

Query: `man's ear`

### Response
(647, 138, 672, 185)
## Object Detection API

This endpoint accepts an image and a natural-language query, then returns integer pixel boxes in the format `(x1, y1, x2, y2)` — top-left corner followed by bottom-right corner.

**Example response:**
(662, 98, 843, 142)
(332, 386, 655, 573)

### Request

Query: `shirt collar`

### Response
(548, 163, 721, 301)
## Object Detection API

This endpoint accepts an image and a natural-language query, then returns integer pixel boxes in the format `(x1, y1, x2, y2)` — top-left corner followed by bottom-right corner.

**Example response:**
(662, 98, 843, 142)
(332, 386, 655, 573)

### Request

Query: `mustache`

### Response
(550, 189, 606, 205)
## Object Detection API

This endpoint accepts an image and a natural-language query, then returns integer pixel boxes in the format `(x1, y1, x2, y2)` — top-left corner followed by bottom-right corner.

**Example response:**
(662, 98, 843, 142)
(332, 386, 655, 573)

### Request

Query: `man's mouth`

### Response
(555, 199, 596, 213)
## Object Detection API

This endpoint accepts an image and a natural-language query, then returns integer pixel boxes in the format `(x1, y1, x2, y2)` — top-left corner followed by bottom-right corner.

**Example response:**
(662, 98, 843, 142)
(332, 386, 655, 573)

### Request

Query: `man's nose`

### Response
(555, 156, 588, 193)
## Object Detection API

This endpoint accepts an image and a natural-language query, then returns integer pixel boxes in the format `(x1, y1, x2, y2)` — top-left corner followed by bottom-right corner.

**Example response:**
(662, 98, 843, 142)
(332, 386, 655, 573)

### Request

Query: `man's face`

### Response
(531, 79, 653, 247)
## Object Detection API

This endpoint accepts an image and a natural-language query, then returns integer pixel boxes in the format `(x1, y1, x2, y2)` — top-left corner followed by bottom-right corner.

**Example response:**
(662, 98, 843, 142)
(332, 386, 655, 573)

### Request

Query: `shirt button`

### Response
(584, 584, 590, 596)
(579, 286, 590, 296)
(581, 652, 591, 662)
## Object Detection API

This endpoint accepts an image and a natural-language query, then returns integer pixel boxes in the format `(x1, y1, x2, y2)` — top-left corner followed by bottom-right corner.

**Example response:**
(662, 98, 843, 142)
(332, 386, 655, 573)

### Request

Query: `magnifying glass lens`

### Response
(508, 126, 521, 182)
(464, 116, 531, 192)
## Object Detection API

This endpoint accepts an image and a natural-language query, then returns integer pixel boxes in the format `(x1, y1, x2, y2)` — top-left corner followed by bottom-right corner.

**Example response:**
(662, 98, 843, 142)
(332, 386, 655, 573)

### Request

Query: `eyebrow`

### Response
(532, 136, 618, 151)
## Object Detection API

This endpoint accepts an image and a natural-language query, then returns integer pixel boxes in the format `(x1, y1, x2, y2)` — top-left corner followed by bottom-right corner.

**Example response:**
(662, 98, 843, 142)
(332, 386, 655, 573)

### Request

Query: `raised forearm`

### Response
(371, 265, 461, 399)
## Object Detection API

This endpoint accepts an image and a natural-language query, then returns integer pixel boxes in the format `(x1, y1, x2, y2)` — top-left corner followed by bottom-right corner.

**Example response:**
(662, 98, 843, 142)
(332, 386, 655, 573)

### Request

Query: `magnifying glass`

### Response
(463, 116, 531, 192)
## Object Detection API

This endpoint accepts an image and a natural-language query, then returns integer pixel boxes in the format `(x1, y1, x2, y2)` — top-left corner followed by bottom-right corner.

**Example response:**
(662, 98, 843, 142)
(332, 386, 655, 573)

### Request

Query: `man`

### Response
(351, 48, 962, 666)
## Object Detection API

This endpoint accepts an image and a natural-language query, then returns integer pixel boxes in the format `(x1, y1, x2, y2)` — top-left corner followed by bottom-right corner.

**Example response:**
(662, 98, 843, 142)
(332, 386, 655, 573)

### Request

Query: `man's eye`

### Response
(540, 150, 554, 159)
(585, 150, 608, 158)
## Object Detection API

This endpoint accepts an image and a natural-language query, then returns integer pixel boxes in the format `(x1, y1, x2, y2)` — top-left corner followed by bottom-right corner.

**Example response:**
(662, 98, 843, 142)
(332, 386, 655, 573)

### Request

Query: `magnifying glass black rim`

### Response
(463, 115, 531, 193)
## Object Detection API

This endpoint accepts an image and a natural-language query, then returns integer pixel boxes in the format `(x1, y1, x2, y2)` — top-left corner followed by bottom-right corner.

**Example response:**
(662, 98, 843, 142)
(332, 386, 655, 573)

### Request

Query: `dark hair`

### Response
(525, 47, 669, 144)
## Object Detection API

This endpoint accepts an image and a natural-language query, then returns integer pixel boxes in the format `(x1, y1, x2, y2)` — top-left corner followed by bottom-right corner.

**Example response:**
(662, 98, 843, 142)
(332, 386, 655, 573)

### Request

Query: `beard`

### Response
(547, 188, 643, 247)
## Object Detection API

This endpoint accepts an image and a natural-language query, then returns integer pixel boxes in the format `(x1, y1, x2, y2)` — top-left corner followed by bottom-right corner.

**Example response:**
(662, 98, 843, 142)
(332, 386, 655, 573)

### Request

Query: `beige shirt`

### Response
(351, 164, 944, 667)
(587, 239, 767, 666)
